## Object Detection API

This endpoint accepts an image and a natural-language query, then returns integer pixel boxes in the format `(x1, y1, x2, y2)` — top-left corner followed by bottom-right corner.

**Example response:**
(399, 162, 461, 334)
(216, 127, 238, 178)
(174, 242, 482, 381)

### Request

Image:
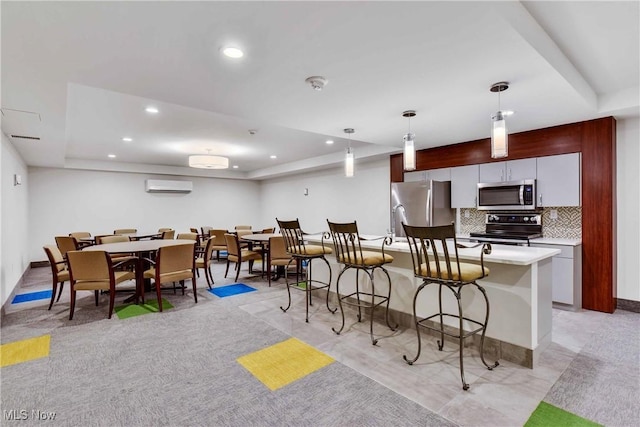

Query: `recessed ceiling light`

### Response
(270, 155, 277, 159)
(122, 137, 133, 142)
(232, 165, 239, 169)
(145, 106, 159, 114)
(501, 110, 515, 116)
(222, 47, 244, 59)
(108, 154, 116, 158)
(326, 140, 334, 145)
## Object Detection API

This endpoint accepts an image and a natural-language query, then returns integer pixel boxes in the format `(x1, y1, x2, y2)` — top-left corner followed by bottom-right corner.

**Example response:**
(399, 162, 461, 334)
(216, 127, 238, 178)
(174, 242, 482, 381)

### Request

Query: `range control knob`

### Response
(523, 217, 529, 222)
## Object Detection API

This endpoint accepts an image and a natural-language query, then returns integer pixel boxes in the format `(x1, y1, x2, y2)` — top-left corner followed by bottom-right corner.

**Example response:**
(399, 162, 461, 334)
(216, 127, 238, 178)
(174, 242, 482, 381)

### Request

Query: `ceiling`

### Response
(2, 1, 638, 180)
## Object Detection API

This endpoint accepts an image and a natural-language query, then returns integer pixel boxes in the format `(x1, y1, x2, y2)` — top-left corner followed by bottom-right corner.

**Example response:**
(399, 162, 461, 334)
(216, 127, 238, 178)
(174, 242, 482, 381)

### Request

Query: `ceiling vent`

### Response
(145, 179, 193, 193)
(305, 76, 328, 91)
(1, 108, 41, 141)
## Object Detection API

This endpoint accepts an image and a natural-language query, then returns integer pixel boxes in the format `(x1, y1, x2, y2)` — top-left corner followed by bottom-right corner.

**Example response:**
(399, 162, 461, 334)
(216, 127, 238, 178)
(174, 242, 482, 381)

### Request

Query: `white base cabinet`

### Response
(530, 242, 582, 310)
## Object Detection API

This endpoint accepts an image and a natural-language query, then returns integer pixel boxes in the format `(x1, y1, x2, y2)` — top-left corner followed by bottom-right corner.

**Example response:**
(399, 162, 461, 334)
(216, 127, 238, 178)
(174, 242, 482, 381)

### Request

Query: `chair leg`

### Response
(234, 261, 240, 282)
(380, 267, 398, 330)
(156, 280, 163, 312)
(56, 282, 65, 302)
(69, 289, 76, 320)
(474, 283, 499, 371)
(456, 292, 469, 390)
(94, 290, 99, 306)
(332, 268, 348, 335)
(204, 265, 213, 289)
(321, 256, 336, 313)
(403, 282, 427, 365)
(224, 260, 230, 278)
(280, 260, 294, 314)
(48, 282, 57, 310)
(192, 274, 198, 304)
(108, 289, 115, 319)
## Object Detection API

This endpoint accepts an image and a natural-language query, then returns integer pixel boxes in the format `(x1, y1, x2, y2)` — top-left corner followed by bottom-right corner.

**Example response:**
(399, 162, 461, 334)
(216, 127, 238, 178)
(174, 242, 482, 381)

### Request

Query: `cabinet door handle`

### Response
(538, 194, 543, 206)
(508, 168, 512, 180)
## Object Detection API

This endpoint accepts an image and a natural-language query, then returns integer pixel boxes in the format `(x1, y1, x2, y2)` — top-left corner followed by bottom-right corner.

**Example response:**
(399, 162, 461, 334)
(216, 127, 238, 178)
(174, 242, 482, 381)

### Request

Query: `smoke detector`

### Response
(305, 76, 328, 91)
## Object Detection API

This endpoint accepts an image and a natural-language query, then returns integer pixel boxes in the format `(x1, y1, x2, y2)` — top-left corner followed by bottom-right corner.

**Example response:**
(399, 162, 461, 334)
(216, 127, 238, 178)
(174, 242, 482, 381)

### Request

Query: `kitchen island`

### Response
(307, 235, 560, 368)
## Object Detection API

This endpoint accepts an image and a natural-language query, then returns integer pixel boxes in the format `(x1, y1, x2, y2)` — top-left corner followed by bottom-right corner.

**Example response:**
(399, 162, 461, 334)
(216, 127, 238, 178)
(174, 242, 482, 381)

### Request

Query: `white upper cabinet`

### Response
(451, 165, 479, 208)
(405, 167, 451, 182)
(425, 167, 451, 182)
(479, 158, 537, 183)
(536, 153, 581, 207)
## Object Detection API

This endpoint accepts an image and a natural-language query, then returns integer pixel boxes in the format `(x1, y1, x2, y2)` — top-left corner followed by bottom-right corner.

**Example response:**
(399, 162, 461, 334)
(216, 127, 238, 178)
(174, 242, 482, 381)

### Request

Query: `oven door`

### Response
(469, 236, 530, 247)
(477, 180, 536, 211)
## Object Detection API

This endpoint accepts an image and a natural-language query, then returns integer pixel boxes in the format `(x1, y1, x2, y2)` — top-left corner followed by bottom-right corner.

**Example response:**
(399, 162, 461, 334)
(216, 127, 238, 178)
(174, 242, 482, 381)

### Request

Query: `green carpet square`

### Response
(525, 402, 601, 427)
(114, 299, 174, 319)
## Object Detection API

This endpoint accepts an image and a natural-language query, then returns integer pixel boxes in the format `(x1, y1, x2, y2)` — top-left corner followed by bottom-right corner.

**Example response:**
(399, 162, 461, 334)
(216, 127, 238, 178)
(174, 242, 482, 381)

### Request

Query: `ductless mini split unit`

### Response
(145, 179, 193, 193)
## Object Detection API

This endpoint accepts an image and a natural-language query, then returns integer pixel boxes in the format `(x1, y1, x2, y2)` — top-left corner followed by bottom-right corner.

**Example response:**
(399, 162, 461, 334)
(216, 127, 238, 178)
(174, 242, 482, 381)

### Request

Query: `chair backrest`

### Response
(97, 235, 131, 244)
(43, 245, 66, 274)
(235, 225, 252, 231)
(202, 238, 216, 265)
(402, 223, 461, 281)
(190, 227, 199, 234)
(209, 229, 227, 246)
(156, 243, 195, 275)
(158, 228, 173, 232)
(276, 218, 308, 255)
(236, 229, 253, 238)
(201, 226, 212, 238)
(162, 230, 175, 239)
(69, 231, 91, 239)
(67, 250, 113, 282)
(269, 236, 290, 262)
(326, 220, 364, 265)
(114, 228, 137, 235)
(177, 232, 198, 241)
(224, 234, 240, 257)
(55, 236, 79, 258)
(261, 227, 275, 234)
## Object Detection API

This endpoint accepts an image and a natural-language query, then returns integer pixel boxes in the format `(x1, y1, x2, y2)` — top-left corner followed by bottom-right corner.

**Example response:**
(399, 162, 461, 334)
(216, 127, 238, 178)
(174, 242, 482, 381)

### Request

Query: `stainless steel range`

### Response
(469, 212, 542, 246)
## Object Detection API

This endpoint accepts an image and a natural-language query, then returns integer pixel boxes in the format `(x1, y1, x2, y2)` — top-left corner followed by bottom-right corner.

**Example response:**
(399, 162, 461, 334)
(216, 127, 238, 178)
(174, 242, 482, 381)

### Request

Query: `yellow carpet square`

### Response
(237, 337, 334, 391)
(0, 335, 51, 368)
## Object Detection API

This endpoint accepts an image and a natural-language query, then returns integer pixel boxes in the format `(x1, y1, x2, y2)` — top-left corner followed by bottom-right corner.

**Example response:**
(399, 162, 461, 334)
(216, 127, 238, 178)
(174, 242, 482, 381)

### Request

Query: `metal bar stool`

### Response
(326, 220, 397, 345)
(402, 222, 499, 390)
(276, 218, 336, 323)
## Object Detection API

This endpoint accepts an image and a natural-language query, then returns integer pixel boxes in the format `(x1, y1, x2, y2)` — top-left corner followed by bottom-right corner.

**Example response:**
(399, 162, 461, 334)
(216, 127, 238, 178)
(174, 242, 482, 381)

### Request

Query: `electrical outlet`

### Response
(550, 209, 558, 220)
(464, 210, 470, 218)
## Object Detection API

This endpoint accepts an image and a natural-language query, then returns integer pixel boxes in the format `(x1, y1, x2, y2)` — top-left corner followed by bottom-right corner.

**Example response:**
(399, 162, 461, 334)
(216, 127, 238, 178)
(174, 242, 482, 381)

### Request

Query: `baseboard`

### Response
(1, 264, 33, 318)
(617, 298, 640, 313)
(31, 260, 50, 268)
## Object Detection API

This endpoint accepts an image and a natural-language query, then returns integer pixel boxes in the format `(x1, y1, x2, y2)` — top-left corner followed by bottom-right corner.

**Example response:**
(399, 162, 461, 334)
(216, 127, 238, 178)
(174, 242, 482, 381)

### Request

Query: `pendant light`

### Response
(402, 110, 416, 171)
(490, 82, 509, 159)
(189, 149, 229, 169)
(344, 128, 355, 178)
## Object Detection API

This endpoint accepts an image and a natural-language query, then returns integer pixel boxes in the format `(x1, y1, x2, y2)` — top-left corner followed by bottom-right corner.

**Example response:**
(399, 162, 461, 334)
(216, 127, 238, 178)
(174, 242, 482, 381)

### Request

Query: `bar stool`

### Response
(326, 220, 397, 345)
(401, 223, 499, 390)
(276, 218, 336, 323)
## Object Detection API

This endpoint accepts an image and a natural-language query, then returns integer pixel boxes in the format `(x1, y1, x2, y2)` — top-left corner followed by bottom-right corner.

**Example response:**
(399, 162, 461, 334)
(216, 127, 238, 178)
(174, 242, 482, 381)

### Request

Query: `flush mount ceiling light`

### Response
(145, 106, 159, 114)
(402, 110, 417, 171)
(188, 150, 229, 169)
(305, 76, 328, 91)
(122, 137, 132, 142)
(490, 82, 509, 159)
(344, 128, 355, 178)
(108, 154, 116, 158)
(222, 47, 244, 58)
(326, 139, 334, 145)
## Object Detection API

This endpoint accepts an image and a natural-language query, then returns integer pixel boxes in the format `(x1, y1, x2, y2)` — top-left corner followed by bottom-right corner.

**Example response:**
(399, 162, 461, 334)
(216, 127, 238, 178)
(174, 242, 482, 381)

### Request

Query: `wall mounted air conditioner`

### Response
(145, 179, 193, 193)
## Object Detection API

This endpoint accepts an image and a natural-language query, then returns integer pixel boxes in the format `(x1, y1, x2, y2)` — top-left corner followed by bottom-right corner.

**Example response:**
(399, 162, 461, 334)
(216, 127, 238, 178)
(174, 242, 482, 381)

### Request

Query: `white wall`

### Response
(28, 168, 261, 261)
(259, 158, 390, 235)
(616, 117, 640, 302)
(1, 134, 30, 306)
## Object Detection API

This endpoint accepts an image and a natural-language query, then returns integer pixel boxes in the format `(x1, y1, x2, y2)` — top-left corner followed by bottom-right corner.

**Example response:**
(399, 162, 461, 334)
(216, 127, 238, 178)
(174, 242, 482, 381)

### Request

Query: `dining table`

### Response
(84, 239, 195, 303)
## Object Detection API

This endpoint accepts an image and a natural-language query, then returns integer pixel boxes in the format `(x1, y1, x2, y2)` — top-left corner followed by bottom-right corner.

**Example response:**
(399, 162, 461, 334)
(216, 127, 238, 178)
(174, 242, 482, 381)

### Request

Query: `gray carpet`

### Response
(1, 298, 454, 426)
(543, 309, 640, 426)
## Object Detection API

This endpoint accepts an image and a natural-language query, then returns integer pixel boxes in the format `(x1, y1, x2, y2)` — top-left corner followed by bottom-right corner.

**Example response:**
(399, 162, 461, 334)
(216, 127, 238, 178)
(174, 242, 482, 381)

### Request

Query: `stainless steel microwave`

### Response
(477, 179, 536, 211)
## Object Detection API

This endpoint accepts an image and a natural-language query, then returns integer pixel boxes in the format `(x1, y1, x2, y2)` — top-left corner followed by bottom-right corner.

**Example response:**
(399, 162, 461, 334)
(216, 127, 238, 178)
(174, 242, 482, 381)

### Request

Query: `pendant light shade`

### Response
(490, 82, 509, 159)
(189, 150, 229, 169)
(402, 110, 417, 171)
(344, 128, 355, 178)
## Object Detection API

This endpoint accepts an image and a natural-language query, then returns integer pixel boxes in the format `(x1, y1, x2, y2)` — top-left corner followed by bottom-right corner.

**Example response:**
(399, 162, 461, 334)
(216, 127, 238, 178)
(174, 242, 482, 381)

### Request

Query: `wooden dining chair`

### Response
(224, 233, 262, 282)
(43, 245, 70, 310)
(268, 236, 293, 287)
(208, 229, 228, 260)
(66, 250, 135, 320)
(55, 236, 80, 261)
(195, 238, 216, 289)
(144, 242, 197, 311)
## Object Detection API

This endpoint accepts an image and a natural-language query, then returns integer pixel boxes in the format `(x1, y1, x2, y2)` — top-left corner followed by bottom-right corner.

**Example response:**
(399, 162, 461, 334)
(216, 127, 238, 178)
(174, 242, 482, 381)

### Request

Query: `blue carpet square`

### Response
(208, 284, 257, 298)
(12, 290, 53, 304)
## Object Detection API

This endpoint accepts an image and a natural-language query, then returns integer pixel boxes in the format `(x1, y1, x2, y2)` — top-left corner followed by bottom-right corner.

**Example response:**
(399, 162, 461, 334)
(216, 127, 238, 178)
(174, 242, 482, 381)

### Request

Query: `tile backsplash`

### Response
(458, 207, 582, 239)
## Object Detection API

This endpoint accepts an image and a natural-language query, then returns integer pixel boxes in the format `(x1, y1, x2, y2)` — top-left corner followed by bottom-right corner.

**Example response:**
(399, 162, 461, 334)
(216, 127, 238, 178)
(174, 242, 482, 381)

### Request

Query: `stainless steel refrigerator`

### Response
(390, 181, 455, 239)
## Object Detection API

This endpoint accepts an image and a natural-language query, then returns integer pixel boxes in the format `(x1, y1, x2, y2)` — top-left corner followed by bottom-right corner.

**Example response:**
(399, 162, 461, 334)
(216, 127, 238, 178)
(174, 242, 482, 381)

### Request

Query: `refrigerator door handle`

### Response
(426, 188, 432, 226)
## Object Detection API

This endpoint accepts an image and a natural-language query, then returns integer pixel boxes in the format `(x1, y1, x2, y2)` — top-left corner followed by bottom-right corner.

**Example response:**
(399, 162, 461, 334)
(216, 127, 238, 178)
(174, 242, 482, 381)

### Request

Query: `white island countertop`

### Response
(308, 235, 560, 266)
